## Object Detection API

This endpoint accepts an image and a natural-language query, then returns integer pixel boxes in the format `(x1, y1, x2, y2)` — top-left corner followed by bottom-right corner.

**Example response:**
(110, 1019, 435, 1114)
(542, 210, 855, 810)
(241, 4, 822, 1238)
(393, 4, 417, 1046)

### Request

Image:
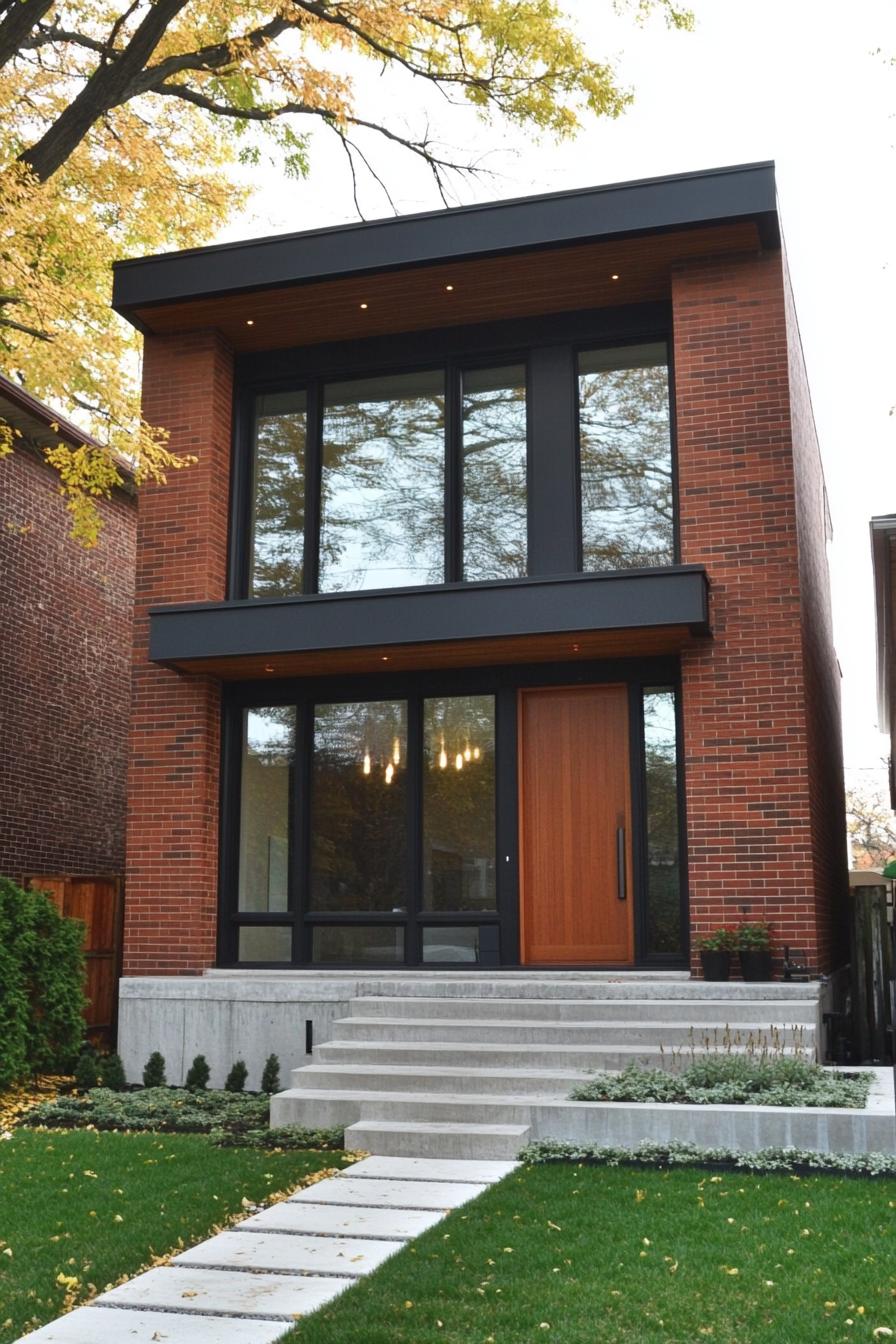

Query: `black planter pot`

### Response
(739, 949, 773, 981)
(700, 950, 731, 981)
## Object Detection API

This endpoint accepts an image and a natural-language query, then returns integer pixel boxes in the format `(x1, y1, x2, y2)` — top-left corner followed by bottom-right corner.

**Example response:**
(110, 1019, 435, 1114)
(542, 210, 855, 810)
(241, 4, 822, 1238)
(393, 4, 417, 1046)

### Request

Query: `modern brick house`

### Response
(111, 162, 848, 1091)
(0, 373, 136, 1039)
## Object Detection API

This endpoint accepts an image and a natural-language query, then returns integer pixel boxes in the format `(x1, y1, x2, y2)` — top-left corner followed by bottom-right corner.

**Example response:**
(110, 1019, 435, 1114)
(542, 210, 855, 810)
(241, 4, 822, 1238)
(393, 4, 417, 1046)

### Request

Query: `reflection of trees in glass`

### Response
(579, 345, 673, 571)
(238, 707, 294, 913)
(643, 688, 681, 955)
(320, 372, 445, 591)
(250, 393, 307, 598)
(423, 695, 496, 912)
(310, 701, 408, 912)
(462, 367, 527, 581)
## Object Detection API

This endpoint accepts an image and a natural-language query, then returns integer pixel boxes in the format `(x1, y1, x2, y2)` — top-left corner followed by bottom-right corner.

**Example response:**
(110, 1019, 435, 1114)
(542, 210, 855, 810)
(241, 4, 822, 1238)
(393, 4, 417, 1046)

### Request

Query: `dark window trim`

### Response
(229, 303, 672, 600)
(219, 656, 687, 970)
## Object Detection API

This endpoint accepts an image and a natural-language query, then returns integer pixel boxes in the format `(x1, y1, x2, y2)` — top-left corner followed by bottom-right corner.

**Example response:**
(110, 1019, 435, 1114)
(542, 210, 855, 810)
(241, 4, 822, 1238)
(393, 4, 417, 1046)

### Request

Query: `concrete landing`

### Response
(16, 1156, 514, 1344)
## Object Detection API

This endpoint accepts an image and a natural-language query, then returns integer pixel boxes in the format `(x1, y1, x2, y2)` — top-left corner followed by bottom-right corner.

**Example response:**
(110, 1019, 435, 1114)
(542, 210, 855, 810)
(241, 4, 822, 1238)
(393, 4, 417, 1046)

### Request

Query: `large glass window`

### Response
(643, 687, 682, 956)
(250, 392, 307, 597)
(422, 695, 496, 911)
(237, 707, 294, 913)
(462, 366, 527, 580)
(309, 701, 408, 913)
(578, 344, 673, 571)
(319, 371, 445, 592)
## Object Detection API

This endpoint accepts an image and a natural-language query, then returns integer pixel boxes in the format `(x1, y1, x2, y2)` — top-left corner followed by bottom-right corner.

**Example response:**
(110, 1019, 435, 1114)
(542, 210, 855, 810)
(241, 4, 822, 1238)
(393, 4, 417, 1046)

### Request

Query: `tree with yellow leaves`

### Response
(0, 0, 692, 542)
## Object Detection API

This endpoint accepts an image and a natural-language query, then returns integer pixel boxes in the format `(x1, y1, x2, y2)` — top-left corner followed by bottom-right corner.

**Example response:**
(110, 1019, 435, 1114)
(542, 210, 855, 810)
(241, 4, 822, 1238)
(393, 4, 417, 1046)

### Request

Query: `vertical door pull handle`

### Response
(616, 826, 627, 901)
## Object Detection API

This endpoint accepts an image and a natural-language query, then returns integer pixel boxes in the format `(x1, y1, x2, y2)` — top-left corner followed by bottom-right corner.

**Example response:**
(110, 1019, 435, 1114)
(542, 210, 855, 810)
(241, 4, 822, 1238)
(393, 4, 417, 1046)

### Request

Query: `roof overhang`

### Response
(112, 161, 779, 348)
(149, 567, 710, 681)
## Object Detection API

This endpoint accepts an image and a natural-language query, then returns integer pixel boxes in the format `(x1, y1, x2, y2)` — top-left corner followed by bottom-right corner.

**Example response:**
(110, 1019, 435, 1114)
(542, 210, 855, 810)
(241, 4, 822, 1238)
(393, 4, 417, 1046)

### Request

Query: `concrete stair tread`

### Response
(296, 1062, 591, 1081)
(346, 1120, 529, 1137)
(337, 1015, 809, 1030)
(279, 1086, 568, 1106)
(318, 1039, 808, 1057)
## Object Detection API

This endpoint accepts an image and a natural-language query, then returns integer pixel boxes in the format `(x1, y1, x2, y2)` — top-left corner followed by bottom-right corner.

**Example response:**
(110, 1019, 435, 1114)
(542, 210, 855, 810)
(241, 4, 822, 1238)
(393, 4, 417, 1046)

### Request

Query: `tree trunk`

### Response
(0, 0, 55, 70)
(18, 0, 190, 181)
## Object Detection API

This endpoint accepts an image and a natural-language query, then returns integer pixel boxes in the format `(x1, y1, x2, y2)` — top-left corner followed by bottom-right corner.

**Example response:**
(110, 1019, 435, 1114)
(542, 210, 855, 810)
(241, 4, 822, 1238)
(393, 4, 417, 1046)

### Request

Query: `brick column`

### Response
(123, 331, 234, 975)
(673, 252, 824, 973)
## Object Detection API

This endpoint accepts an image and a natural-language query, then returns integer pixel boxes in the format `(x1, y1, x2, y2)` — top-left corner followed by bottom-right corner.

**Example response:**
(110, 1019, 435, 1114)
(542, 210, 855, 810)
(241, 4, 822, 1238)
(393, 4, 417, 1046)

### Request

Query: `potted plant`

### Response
(697, 928, 737, 981)
(737, 921, 773, 981)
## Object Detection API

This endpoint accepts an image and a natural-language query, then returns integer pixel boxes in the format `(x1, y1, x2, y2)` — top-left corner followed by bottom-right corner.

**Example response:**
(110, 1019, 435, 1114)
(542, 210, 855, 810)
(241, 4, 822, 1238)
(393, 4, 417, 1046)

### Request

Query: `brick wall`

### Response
(123, 331, 233, 975)
(674, 249, 845, 973)
(0, 445, 135, 881)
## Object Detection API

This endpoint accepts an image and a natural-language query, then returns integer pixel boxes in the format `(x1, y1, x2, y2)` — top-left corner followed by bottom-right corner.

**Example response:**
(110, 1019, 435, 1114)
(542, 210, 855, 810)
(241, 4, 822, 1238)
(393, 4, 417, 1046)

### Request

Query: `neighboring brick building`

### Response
(111, 162, 847, 1016)
(0, 375, 136, 1034)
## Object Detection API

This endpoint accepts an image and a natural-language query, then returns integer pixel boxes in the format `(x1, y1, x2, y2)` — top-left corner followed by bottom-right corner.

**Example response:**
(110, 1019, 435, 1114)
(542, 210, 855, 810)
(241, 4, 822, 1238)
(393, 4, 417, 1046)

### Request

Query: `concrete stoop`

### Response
(267, 974, 892, 1160)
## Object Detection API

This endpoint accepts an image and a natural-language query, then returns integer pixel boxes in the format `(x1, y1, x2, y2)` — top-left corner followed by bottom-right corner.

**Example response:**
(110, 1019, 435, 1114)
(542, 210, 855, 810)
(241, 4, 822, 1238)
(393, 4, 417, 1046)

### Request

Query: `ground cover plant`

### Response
(20, 1086, 343, 1149)
(569, 1058, 871, 1109)
(283, 1160, 896, 1344)
(0, 1128, 356, 1343)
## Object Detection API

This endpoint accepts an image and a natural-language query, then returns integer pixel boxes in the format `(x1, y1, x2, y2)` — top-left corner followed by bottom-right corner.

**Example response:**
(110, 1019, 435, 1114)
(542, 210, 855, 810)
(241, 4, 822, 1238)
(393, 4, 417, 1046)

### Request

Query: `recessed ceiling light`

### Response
(264, 664, 274, 672)
(610, 274, 620, 281)
(360, 302, 368, 310)
(445, 285, 454, 292)
(246, 319, 255, 325)
(381, 655, 389, 661)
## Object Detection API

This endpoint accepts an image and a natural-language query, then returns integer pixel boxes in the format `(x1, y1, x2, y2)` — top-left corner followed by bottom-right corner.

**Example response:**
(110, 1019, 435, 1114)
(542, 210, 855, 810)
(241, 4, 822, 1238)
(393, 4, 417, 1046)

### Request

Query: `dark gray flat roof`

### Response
(112, 161, 778, 316)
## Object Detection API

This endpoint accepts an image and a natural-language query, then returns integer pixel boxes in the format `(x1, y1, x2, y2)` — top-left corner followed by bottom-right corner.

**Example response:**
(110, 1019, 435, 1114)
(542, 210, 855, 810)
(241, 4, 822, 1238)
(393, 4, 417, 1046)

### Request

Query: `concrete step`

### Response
(344, 1119, 531, 1160)
(314, 1038, 808, 1072)
(349, 977, 820, 1001)
(290, 1062, 585, 1096)
(333, 1016, 814, 1048)
(350, 994, 820, 1023)
(272, 1086, 538, 1130)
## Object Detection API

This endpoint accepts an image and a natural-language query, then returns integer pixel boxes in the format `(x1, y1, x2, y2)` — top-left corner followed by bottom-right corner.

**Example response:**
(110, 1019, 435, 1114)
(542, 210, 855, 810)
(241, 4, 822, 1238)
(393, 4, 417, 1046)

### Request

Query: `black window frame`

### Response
(218, 656, 689, 970)
(228, 303, 677, 601)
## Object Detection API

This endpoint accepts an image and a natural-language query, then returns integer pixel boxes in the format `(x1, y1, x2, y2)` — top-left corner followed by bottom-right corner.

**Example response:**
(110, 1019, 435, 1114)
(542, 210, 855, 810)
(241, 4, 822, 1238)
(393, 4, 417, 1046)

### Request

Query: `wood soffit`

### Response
(166, 625, 706, 682)
(133, 222, 761, 352)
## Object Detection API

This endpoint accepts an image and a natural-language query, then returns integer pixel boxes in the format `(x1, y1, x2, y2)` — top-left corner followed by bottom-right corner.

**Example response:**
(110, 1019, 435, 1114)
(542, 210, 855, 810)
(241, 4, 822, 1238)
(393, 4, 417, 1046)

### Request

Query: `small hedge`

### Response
(519, 1138, 896, 1177)
(19, 1086, 344, 1150)
(569, 1058, 871, 1109)
(0, 877, 86, 1087)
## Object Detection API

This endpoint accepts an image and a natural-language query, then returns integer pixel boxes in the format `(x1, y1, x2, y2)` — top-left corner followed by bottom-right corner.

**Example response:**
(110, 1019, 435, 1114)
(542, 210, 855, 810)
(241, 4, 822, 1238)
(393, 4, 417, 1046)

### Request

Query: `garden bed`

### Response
(569, 1058, 871, 1109)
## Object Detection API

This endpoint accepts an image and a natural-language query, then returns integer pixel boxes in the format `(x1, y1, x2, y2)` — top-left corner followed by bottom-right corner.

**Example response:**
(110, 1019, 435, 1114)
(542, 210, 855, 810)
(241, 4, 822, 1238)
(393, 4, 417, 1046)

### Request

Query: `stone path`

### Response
(17, 1156, 516, 1343)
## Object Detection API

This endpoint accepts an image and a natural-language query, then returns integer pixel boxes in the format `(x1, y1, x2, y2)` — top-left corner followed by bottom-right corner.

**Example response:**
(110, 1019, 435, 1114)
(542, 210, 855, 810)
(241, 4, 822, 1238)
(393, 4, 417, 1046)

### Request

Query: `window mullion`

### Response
(444, 362, 462, 583)
(304, 380, 322, 594)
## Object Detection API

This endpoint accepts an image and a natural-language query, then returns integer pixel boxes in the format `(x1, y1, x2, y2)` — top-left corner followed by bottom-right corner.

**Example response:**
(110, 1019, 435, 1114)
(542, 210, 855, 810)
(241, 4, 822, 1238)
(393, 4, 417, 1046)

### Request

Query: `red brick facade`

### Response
(122, 331, 233, 975)
(0, 445, 136, 882)
(123, 247, 846, 977)
(675, 250, 846, 973)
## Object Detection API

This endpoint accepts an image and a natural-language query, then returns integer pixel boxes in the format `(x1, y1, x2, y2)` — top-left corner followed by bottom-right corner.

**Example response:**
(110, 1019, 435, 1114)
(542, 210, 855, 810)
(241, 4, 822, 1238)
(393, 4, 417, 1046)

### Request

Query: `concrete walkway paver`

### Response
(16, 1155, 516, 1344)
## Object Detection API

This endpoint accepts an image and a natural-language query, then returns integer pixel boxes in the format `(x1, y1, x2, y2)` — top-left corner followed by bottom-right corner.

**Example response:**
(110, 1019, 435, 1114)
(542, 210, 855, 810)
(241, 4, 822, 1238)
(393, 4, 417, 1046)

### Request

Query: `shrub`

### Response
(697, 927, 738, 952)
(23, 1087, 271, 1135)
(73, 1050, 99, 1093)
(261, 1053, 281, 1095)
(737, 920, 772, 949)
(224, 1060, 248, 1093)
(520, 1138, 896, 1177)
(211, 1125, 344, 1150)
(142, 1052, 166, 1088)
(101, 1052, 127, 1091)
(185, 1054, 210, 1091)
(0, 877, 86, 1086)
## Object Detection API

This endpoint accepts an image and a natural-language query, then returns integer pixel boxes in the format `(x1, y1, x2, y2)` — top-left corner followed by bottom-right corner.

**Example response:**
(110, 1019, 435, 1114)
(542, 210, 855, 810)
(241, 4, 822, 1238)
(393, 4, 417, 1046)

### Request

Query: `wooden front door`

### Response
(519, 685, 633, 965)
(27, 875, 123, 1045)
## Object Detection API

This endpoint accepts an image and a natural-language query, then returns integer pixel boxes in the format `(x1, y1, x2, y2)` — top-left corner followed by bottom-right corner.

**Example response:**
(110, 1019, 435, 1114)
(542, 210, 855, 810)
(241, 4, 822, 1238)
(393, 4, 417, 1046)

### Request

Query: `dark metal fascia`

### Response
(113, 162, 778, 317)
(148, 567, 710, 666)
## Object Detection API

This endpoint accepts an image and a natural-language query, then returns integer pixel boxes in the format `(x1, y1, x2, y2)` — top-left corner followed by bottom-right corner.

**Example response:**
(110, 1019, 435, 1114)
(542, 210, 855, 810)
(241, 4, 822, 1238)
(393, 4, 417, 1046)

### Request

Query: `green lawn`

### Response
(0, 1128, 353, 1343)
(285, 1162, 896, 1344)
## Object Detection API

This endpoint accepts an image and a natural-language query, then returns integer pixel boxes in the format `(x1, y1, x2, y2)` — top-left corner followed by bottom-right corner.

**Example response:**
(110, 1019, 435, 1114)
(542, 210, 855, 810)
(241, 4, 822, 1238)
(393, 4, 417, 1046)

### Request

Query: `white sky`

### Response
(221, 0, 896, 781)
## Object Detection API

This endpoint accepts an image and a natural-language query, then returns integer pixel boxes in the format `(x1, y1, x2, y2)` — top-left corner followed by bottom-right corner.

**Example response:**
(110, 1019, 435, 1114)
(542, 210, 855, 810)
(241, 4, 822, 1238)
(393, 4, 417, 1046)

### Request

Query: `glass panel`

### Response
(319, 371, 445, 591)
(422, 695, 496, 911)
(462, 365, 527, 580)
(310, 701, 408, 912)
(238, 708, 294, 913)
(578, 343, 673, 571)
(238, 925, 292, 963)
(643, 688, 682, 956)
(312, 925, 405, 964)
(250, 391, 307, 597)
(422, 926, 482, 963)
